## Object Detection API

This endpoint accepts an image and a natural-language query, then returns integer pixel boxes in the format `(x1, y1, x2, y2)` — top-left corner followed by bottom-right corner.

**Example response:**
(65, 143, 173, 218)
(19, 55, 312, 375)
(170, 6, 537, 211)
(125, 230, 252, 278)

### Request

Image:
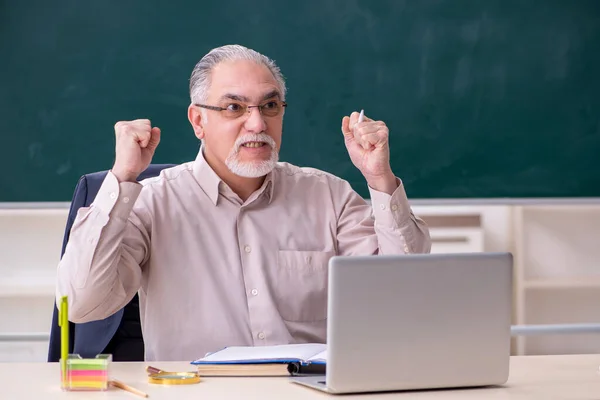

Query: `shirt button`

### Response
(123, 197, 130, 204)
(109, 192, 117, 200)
(251, 289, 258, 296)
(391, 204, 398, 211)
(257, 332, 266, 340)
(244, 245, 252, 253)
(404, 245, 410, 253)
(380, 204, 386, 210)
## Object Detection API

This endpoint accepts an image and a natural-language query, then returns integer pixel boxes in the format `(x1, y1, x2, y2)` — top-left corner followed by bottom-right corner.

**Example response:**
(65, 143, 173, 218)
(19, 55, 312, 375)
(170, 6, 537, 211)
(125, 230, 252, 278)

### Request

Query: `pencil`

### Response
(110, 379, 149, 398)
(59, 296, 68, 384)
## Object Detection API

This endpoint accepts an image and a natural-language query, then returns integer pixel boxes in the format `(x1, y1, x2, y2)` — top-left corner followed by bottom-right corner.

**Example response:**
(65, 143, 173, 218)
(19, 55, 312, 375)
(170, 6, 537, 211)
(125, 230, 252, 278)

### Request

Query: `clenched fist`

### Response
(112, 119, 161, 182)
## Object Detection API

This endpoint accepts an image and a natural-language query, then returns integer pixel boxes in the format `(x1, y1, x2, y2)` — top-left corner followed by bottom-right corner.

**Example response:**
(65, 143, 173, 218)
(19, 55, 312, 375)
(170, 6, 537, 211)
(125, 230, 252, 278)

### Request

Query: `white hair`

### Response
(189, 44, 287, 104)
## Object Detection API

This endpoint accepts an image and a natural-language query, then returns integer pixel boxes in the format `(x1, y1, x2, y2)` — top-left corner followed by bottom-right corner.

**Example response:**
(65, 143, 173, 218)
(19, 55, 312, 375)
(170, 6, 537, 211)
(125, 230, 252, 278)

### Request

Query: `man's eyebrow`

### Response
(218, 93, 251, 102)
(217, 90, 281, 103)
(261, 90, 281, 101)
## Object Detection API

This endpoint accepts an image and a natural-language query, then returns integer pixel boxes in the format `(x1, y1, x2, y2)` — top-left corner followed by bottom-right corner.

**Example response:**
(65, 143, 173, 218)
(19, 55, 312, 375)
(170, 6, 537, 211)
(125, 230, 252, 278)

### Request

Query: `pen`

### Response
(59, 295, 68, 382)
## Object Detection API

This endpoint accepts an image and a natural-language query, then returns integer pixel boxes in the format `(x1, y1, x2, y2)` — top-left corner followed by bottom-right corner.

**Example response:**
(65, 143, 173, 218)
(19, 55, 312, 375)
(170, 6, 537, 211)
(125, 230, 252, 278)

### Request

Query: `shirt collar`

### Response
(192, 146, 276, 206)
(262, 170, 275, 204)
(192, 146, 222, 205)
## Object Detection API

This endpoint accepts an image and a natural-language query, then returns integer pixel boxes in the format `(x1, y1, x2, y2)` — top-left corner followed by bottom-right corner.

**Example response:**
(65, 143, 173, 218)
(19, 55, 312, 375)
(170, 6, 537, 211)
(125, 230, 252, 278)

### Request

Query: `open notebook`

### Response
(191, 343, 327, 376)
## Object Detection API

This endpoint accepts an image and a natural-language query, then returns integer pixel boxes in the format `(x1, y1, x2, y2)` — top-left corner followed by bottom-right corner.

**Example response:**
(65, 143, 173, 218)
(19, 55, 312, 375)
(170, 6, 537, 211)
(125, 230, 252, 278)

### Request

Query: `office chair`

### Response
(48, 164, 175, 362)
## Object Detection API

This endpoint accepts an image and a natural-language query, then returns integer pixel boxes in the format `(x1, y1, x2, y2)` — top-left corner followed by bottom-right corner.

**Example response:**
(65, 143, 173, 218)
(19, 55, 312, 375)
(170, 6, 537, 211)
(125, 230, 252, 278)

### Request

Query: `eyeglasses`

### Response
(194, 100, 287, 119)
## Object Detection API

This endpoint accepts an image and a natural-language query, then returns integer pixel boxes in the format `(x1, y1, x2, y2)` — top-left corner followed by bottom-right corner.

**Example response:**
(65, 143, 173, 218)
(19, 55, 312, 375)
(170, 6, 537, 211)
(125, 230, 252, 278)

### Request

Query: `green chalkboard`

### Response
(1, 0, 599, 201)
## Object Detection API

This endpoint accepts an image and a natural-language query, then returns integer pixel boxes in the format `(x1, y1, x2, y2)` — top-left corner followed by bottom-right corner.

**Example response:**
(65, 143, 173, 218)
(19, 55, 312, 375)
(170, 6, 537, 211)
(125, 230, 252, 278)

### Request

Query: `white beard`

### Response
(225, 133, 279, 178)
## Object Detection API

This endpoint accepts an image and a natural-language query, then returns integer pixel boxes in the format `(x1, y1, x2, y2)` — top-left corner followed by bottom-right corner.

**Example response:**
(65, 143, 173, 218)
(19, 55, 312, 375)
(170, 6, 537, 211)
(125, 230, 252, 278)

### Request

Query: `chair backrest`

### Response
(48, 164, 175, 362)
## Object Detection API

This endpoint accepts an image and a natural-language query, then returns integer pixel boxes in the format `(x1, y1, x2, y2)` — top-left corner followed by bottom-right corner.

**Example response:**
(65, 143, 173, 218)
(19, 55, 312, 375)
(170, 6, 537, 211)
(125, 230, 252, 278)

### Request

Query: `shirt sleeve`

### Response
(55, 171, 150, 323)
(336, 177, 431, 256)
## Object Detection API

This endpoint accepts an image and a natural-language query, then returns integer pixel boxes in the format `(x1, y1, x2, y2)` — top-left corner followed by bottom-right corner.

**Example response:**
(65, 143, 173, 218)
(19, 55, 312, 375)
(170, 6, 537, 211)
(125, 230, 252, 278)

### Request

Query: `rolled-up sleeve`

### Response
(56, 172, 150, 323)
(336, 178, 431, 256)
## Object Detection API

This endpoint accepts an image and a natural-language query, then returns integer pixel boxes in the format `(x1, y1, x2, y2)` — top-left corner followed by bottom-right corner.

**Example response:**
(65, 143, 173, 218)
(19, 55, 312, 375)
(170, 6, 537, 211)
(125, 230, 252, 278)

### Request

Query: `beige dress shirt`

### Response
(56, 149, 431, 361)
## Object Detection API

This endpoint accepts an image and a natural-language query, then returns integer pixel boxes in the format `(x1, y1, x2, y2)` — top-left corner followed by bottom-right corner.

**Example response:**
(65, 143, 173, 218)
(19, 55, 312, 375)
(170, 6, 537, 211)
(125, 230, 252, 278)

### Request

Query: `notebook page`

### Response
(193, 343, 327, 364)
(307, 349, 327, 364)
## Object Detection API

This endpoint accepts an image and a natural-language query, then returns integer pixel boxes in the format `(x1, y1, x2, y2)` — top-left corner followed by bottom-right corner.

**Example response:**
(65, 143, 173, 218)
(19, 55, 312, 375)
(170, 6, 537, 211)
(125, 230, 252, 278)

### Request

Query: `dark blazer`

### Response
(48, 164, 175, 362)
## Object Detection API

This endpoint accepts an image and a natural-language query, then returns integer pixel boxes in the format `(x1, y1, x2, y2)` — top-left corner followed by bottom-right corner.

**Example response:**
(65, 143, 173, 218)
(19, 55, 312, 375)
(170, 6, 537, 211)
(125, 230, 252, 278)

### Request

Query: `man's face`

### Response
(192, 60, 284, 178)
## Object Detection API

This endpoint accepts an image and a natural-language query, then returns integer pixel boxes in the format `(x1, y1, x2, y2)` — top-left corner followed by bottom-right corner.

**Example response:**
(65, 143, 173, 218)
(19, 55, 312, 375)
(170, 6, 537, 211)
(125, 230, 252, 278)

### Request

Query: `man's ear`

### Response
(188, 104, 205, 140)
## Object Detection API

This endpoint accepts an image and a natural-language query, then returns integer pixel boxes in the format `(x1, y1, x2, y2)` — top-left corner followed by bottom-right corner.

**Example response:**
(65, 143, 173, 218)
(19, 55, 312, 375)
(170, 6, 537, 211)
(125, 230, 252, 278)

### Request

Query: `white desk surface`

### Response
(3, 354, 600, 399)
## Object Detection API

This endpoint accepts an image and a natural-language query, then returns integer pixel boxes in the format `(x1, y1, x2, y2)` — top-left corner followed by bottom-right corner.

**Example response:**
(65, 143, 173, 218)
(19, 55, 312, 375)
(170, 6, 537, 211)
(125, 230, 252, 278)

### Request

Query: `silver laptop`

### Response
(291, 252, 513, 394)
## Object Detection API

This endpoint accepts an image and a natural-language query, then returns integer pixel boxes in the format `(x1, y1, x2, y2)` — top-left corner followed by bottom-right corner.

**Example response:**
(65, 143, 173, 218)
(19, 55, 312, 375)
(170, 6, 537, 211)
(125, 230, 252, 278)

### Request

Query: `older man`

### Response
(56, 44, 431, 361)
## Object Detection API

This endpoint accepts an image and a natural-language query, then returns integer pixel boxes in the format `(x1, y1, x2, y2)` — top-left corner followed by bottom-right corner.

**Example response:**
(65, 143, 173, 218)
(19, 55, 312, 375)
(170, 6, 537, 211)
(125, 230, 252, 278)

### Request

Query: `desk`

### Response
(3, 355, 600, 399)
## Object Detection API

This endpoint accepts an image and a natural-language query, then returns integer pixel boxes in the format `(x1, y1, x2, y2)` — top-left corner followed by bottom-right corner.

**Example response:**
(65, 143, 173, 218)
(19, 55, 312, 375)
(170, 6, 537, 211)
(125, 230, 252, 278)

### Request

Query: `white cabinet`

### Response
(413, 206, 485, 254)
(0, 207, 68, 362)
(429, 227, 484, 254)
(512, 204, 600, 355)
(2, 200, 600, 360)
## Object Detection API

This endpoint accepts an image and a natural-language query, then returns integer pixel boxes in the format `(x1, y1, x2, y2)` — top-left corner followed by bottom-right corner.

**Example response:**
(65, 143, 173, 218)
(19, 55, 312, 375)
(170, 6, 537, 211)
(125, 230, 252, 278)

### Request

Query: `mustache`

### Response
(233, 133, 276, 150)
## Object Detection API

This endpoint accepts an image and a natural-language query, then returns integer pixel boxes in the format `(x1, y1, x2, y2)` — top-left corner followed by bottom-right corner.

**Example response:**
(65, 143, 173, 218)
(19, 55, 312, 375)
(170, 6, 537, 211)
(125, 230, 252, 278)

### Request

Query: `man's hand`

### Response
(341, 112, 398, 194)
(112, 119, 161, 182)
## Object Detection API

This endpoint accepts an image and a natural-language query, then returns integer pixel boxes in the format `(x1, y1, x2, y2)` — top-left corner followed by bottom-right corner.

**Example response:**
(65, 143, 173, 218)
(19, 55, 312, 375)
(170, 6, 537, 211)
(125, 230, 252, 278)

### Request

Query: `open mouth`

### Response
(241, 141, 268, 148)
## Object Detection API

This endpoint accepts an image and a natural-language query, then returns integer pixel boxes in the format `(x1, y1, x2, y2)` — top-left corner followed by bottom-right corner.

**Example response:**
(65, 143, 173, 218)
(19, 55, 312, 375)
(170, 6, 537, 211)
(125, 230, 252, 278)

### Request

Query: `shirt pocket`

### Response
(274, 250, 334, 322)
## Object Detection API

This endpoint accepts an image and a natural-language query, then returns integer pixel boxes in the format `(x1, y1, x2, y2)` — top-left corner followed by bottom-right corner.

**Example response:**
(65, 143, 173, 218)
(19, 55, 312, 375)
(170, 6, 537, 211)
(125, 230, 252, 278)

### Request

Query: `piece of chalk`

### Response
(358, 109, 365, 123)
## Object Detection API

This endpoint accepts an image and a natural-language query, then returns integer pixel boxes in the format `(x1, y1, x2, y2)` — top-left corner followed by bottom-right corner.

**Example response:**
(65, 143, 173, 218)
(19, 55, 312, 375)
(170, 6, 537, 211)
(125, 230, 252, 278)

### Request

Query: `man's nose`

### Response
(244, 107, 267, 133)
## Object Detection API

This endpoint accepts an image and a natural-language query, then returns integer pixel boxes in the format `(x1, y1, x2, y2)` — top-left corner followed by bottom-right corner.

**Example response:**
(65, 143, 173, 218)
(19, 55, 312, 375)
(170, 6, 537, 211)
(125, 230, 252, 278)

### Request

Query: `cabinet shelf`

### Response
(0, 275, 56, 297)
(524, 277, 600, 290)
